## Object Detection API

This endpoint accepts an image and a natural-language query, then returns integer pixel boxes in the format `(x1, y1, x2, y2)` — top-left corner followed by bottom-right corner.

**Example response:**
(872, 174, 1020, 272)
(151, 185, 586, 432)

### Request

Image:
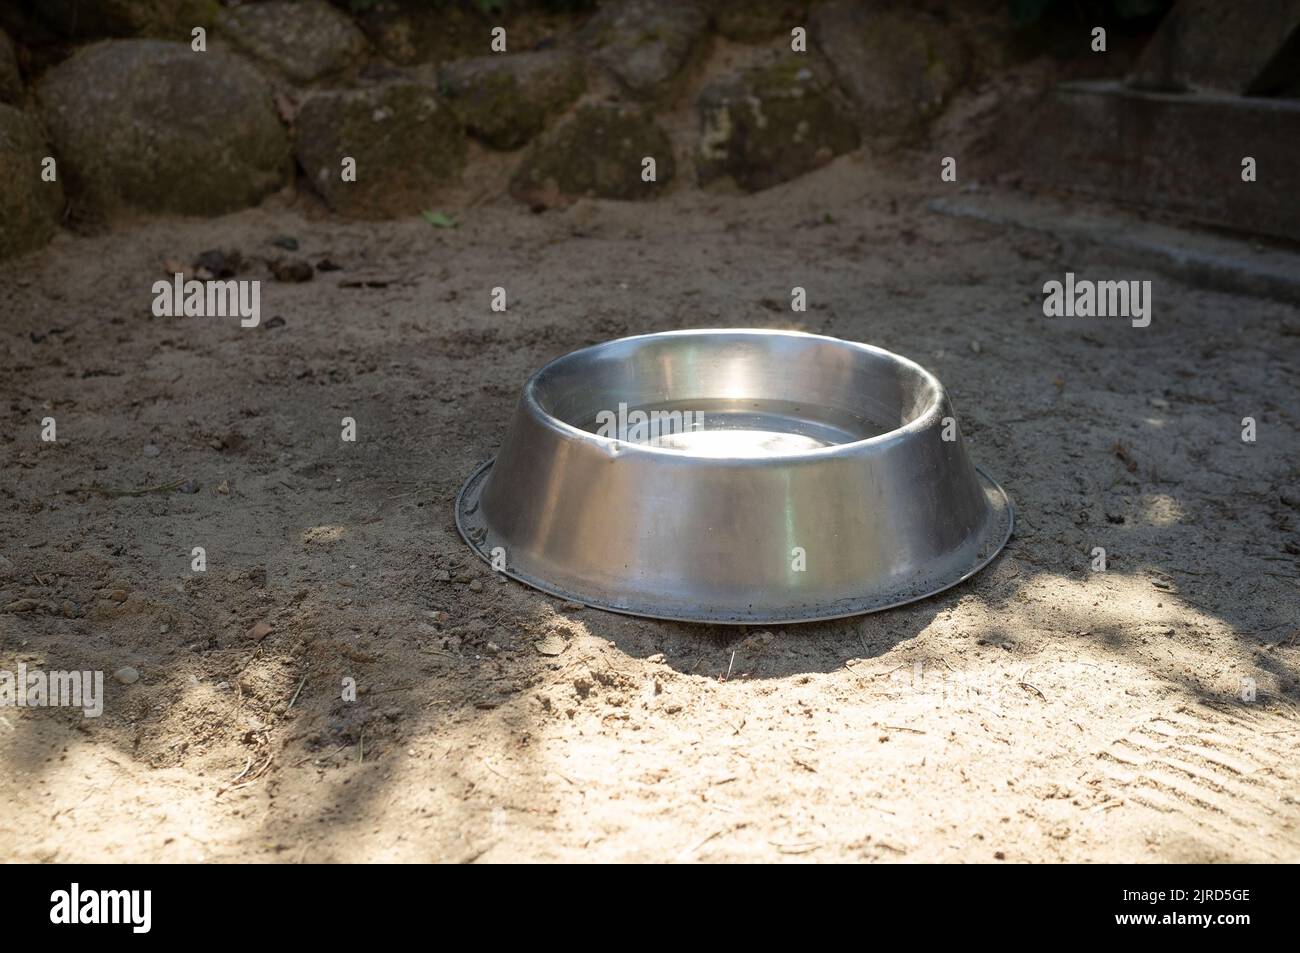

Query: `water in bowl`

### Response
(581, 398, 892, 457)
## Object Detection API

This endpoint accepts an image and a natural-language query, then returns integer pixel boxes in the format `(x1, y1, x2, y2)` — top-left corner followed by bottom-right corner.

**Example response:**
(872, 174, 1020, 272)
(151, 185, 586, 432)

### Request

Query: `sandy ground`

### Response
(1, 155, 1298, 863)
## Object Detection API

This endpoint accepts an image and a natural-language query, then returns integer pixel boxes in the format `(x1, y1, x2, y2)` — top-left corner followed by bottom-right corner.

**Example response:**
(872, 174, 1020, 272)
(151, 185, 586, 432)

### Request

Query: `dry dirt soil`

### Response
(1, 155, 1298, 863)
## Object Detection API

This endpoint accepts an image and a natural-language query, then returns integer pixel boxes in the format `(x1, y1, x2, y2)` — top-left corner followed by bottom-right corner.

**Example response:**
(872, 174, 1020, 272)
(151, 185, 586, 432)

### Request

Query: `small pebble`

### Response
(142, 443, 161, 457)
(113, 666, 139, 685)
(271, 259, 314, 283)
(468, 579, 483, 592)
(534, 635, 566, 657)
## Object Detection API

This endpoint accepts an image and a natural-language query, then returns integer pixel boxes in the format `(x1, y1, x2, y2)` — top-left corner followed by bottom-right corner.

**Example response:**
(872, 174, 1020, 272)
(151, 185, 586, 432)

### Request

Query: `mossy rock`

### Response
(295, 81, 466, 219)
(37, 40, 290, 220)
(34, 0, 221, 39)
(580, 0, 707, 103)
(811, 1, 969, 143)
(0, 104, 64, 259)
(217, 0, 368, 85)
(440, 49, 584, 151)
(511, 104, 674, 205)
(352, 1, 488, 66)
(696, 54, 859, 192)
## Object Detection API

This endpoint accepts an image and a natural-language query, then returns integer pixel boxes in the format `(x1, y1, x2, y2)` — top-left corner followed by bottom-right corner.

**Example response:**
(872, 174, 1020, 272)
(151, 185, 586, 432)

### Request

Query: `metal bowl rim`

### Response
(519, 328, 950, 464)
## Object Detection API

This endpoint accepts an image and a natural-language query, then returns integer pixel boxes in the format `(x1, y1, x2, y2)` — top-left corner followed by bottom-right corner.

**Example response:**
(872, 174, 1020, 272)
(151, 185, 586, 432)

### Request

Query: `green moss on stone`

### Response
(511, 104, 674, 202)
(441, 50, 585, 151)
(695, 56, 859, 192)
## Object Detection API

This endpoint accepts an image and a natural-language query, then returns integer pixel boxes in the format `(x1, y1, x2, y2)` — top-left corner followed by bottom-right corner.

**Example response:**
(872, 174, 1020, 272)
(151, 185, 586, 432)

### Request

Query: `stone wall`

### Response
(0, 0, 1015, 258)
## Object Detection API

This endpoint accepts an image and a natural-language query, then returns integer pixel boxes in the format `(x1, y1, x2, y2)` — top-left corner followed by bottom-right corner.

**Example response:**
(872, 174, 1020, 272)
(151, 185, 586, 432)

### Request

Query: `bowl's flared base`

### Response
(454, 459, 1014, 626)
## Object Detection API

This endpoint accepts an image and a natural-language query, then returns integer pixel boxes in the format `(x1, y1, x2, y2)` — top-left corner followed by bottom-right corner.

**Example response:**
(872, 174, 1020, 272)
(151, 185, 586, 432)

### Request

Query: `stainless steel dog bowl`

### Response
(456, 329, 1012, 624)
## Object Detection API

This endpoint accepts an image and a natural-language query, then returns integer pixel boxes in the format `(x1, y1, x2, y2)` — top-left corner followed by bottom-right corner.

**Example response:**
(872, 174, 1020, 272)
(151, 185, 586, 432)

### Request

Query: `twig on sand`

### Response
(550, 770, 584, 793)
(285, 670, 309, 712)
(217, 748, 274, 796)
(228, 755, 254, 785)
(240, 752, 274, 785)
(89, 479, 187, 498)
(1019, 680, 1047, 701)
(678, 826, 732, 861)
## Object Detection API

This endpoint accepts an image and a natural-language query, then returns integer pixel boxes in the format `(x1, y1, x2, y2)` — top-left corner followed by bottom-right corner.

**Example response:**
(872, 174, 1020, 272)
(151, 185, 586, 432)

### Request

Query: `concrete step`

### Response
(928, 189, 1300, 306)
(1020, 80, 1300, 243)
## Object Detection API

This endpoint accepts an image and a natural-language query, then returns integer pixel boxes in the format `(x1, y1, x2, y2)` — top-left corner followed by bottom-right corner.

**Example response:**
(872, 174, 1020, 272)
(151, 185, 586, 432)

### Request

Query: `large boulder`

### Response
(581, 0, 708, 103)
(294, 81, 465, 219)
(0, 104, 64, 259)
(511, 104, 674, 206)
(440, 50, 585, 151)
(37, 40, 290, 219)
(0, 29, 21, 105)
(696, 55, 859, 192)
(217, 1, 368, 85)
(811, 1, 969, 144)
(35, 0, 220, 39)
